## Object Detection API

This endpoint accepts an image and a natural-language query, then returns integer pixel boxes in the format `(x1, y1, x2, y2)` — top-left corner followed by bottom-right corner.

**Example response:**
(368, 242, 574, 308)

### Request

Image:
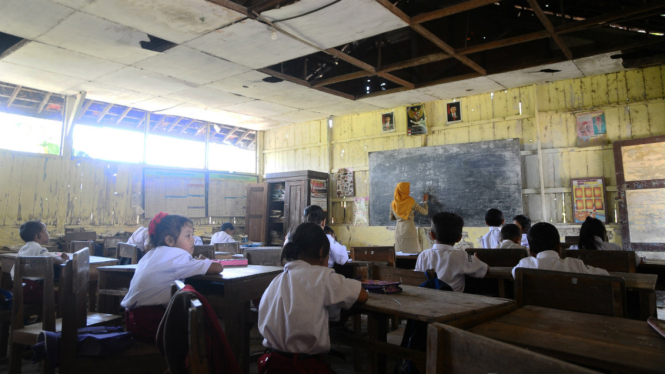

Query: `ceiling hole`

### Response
(262, 77, 284, 83)
(466, 89, 474, 91)
(539, 69, 561, 73)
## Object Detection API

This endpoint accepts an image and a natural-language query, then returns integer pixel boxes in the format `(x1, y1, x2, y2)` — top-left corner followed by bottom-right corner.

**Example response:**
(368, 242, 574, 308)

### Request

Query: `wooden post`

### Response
(533, 84, 548, 222)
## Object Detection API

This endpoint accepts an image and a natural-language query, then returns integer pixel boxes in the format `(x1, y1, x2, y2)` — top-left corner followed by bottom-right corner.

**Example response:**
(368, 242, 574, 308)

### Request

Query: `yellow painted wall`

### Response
(262, 65, 665, 252)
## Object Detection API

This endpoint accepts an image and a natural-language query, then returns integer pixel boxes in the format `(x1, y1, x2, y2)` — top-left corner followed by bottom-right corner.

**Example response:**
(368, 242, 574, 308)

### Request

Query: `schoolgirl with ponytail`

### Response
(121, 212, 223, 341)
(258, 222, 368, 374)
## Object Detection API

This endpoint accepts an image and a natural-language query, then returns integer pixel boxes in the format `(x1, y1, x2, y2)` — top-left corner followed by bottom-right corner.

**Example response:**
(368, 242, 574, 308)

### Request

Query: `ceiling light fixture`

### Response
(213, 124, 221, 133)
(328, 116, 333, 128)
(269, 27, 277, 40)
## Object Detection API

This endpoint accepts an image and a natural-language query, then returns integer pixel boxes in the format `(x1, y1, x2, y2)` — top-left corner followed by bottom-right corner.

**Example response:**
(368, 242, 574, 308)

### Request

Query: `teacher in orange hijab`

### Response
(390, 182, 428, 253)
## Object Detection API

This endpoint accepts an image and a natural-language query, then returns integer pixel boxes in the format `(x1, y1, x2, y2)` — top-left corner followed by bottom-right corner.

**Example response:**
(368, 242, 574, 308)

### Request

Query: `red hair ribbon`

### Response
(148, 212, 169, 236)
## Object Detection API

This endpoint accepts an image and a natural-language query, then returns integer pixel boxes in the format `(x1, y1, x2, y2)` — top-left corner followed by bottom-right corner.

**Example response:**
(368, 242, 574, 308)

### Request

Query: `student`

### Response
(415, 212, 489, 293)
(210, 222, 236, 244)
(121, 212, 223, 341)
(495, 224, 528, 251)
(512, 222, 609, 278)
(126, 226, 150, 253)
(481, 208, 504, 248)
(11, 222, 68, 304)
(258, 222, 368, 373)
(323, 225, 336, 241)
(570, 216, 642, 265)
(512, 214, 531, 248)
(193, 235, 203, 246)
(302, 205, 349, 267)
(390, 182, 428, 253)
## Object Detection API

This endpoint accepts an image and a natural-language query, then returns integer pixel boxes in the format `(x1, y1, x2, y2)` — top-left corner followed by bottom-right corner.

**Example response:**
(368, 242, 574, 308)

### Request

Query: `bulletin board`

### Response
(144, 169, 206, 218)
(208, 173, 257, 217)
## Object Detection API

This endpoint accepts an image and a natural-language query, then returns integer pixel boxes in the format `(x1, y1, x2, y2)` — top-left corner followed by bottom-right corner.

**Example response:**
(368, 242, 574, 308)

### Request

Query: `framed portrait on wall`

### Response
(406, 105, 427, 135)
(571, 177, 607, 223)
(446, 101, 462, 124)
(381, 112, 395, 133)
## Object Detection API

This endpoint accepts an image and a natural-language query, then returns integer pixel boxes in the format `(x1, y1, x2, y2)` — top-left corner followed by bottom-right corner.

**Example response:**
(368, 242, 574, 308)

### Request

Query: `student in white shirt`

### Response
(259, 222, 367, 373)
(569, 216, 642, 265)
(415, 212, 489, 293)
(512, 222, 609, 278)
(512, 214, 531, 249)
(11, 221, 68, 282)
(301, 205, 349, 267)
(210, 222, 236, 244)
(121, 213, 223, 341)
(193, 235, 203, 245)
(495, 224, 529, 252)
(127, 226, 150, 252)
(480, 208, 503, 248)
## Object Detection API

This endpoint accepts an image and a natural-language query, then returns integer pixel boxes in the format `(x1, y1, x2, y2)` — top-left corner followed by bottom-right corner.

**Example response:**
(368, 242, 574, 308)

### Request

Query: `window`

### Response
(208, 143, 256, 173)
(73, 124, 144, 163)
(0, 112, 62, 155)
(145, 133, 205, 169)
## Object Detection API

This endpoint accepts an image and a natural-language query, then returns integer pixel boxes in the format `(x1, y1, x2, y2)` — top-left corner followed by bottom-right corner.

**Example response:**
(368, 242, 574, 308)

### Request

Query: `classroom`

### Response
(0, 0, 664, 373)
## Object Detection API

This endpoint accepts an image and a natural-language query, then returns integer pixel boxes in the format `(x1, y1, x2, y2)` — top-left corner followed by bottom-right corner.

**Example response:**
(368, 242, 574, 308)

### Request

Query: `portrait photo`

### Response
(446, 101, 462, 124)
(381, 112, 395, 133)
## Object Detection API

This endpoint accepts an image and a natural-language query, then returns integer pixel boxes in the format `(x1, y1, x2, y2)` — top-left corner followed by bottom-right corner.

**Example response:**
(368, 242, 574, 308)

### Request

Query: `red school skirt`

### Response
(258, 351, 336, 374)
(125, 306, 166, 342)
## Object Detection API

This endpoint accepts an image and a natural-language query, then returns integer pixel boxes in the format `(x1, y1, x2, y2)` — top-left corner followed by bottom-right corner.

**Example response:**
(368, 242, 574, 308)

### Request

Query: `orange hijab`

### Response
(391, 182, 416, 220)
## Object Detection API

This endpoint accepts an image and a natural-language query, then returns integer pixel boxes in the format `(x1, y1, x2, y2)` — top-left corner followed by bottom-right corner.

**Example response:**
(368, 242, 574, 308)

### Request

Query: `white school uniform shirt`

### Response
(512, 250, 610, 279)
(481, 227, 501, 249)
(120, 246, 213, 309)
(520, 233, 529, 248)
(327, 234, 349, 267)
(127, 227, 150, 251)
(414, 244, 489, 292)
(210, 231, 235, 244)
(569, 236, 642, 265)
(11, 242, 62, 280)
(258, 260, 361, 355)
(496, 240, 527, 250)
(193, 236, 203, 246)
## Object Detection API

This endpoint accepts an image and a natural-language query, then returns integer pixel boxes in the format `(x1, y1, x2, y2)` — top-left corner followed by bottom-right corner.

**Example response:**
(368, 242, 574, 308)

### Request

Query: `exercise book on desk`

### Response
(212, 259, 249, 267)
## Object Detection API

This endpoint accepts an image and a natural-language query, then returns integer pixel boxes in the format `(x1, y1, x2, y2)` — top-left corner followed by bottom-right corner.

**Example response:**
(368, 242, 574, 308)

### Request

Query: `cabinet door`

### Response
(284, 181, 308, 236)
(245, 183, 269, 243)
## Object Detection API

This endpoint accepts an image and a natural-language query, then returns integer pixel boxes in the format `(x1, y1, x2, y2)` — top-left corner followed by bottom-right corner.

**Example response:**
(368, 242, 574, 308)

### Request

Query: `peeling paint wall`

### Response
(262, 65, 665, 252)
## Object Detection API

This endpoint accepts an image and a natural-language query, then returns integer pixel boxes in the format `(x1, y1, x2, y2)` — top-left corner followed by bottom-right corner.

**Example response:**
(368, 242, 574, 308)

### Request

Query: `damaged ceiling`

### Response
(0, 0, 663, 133)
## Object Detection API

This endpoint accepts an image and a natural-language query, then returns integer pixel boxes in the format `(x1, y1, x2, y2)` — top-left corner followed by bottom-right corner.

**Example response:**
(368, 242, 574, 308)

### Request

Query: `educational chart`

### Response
(368, 139, 522, 227)
(571, 177, 606, 223)
(208, 173, 257, 217)
(144, 169, 206, 218)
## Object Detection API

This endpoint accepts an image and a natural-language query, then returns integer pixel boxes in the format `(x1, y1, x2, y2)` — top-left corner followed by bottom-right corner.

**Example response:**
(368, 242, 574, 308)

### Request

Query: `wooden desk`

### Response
(469, 305, 665, 374)
(639, 259, 665, 292)
(97, 264, 282, 373)
(395, 253, 419, 269)
(486, 267, 657, 319)
(359, 285, 515, 373)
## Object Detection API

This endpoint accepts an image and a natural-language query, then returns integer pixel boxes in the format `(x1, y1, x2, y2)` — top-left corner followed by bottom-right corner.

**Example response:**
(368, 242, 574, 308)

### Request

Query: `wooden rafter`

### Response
(527, 0, 573, 59)
(248, 0, 284, 14)
(167, 117, 185, 132)
(78, 100, 93, 120)
(222, 126, 240, 142)
(179, 120, 194, 134)
(556, 2, 665, 35)
(205, 0, 250, 17)
(458, 31, 550, 55)
(97, 103, 113, 123)
(412, 0, 501, 24)
(194, 123, 207, 136)
(381, 52, 450, 72)
(312, 71, 372, 88)
(115, 107, 132, 124)
(234, 130, 252, 145)
(152, 116, 168, 131)
(37, 92, 51, 114)
(7, 86, 21, 108)
(257, 68, 355, 100)
(325, 48, 415, 88)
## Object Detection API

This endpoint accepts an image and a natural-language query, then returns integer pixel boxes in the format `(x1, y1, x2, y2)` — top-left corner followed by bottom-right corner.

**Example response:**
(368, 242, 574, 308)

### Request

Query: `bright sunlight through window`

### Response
(146, 134, 205, 169)
(208, 143, 256, 173)
(0, 112, 62, 155)
(73, 124, 144, 163)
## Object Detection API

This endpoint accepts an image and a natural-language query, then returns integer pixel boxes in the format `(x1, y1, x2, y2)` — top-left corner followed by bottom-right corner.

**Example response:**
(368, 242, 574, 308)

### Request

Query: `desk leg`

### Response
(498, 279, 506, 298)
(367, 313, 387, 374)
(639, 290, 656, 320)
(88, 281, 98, 312)
(353, 314, 363, 371)
(220, 300, 250, 374)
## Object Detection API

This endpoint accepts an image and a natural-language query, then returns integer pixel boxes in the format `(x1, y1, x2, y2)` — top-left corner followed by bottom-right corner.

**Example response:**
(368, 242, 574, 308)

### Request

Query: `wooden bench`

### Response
(193, 245, 214, 259)
(214, 242, 240, 254)
(562, 249, 637, 273)
(116, 243, 139, 265)
(464, 248, 528, 267)
(514, 268, 627, 317)
(68, 240, 96, 254)
(64, 232, 97, 251)
(351, 246, 395, 267)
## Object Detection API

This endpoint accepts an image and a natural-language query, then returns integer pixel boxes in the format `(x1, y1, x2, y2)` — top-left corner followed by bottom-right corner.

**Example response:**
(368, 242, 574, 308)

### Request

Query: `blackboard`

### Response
(369, 139, 522, 227)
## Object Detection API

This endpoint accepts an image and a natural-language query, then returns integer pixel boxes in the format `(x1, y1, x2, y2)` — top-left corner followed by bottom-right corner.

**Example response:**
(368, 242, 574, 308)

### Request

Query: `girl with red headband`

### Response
(121, 212, 223, 341)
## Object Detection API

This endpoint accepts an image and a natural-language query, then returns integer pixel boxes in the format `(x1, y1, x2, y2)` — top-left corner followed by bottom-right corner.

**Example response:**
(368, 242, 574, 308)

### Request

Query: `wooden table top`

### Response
(642, 258, 665, 267)
(344, 260, 390, 266)
(359, 285, 515, 324)
(1, 253, 118, 264)
(97, 264, 283, 283)
(469, 305, 665, 374)
(486, 267, 657, 290)
(241, 246, 282, 250)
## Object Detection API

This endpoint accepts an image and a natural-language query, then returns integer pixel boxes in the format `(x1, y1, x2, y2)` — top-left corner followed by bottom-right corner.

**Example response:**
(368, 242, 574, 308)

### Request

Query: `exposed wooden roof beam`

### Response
(37, 92, 51, 114)
(167, 117, 185, 132)
(248, 0, 284, 14)
(152, 115, 168, 131)
(115, 106, 132, 124)
(412, 0, 501, 24)
(458, 31, 550, 55)
(194, 123, 207, 136)
(234, 130, 251, 145)
(179, 119, 194, 134)
(325, 47, 415, 88)
(377, 72, 415, 89)
(205, 0, 250, 17)
(77, 100, 93, 120)
(381, 52, 450, 72)
(97, 103, 113, 123)
(527, 0, 572, 59)
(222, 126, 240, 141)
(7, 86, 21, 108)
(136, 113, 146, 128)
(258, 68, 355, 100)
(247, 138, 257, 147)
(555, 1, 665, 35)
(312, 71, 372, 87)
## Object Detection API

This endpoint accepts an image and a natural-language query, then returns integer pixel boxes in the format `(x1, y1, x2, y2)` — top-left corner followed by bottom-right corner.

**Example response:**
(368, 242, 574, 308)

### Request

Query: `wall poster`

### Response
(336, 168, 354, 198)
(381, 112, 395, 133)
(446, 101, 462, 124)
(571, 177, 607, 223)
(310, 179, 328, 212)
(353, 197, 369, 226)
(576, 111, 607, 147)
(406, 105, 427, 135)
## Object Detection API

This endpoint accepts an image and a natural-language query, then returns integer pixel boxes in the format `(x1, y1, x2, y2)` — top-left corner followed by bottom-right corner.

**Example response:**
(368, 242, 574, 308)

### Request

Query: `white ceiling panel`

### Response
(263, 0, 407, 51)
(0, 0, 74, 39)
(132, 46, 251, 85)
(158, 104, 255, 126)
(489, 61, 584, 88)
(0, 61, 85, 93)
(272, 110, 327, 124)
(165, 86, 255, 108)
(36, 12, 159, 65)
(310, 100, 382, 116)
(224, 100, 295, 117)
(132, 97, 184, 112)
(574, 52, 625, 77)
(185, 19, 318, 69)
(95, 67, 196, 96)
(263, 89, 348, 109)
(62, 82, 153, 106)
(357, 90, 439, 109)
(77, 0, 245, 44)
(207, 71, 307, 100)
(49, 0, 89, 9)
(417, 77, 506, 101)
(236, 117, 285, 131)
(2, 42, 124, 81)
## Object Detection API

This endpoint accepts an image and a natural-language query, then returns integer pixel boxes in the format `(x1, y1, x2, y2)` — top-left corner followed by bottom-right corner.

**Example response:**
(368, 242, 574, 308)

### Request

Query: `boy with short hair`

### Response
(495, 224, 528, 250)
(512, 222, 609, 278)
(481, 208, 504, 248)
(415, 212, 489, 292)
(512, 214, 531, 248)
(11, 221, 68, 279)
(210, 222, 236, 244)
